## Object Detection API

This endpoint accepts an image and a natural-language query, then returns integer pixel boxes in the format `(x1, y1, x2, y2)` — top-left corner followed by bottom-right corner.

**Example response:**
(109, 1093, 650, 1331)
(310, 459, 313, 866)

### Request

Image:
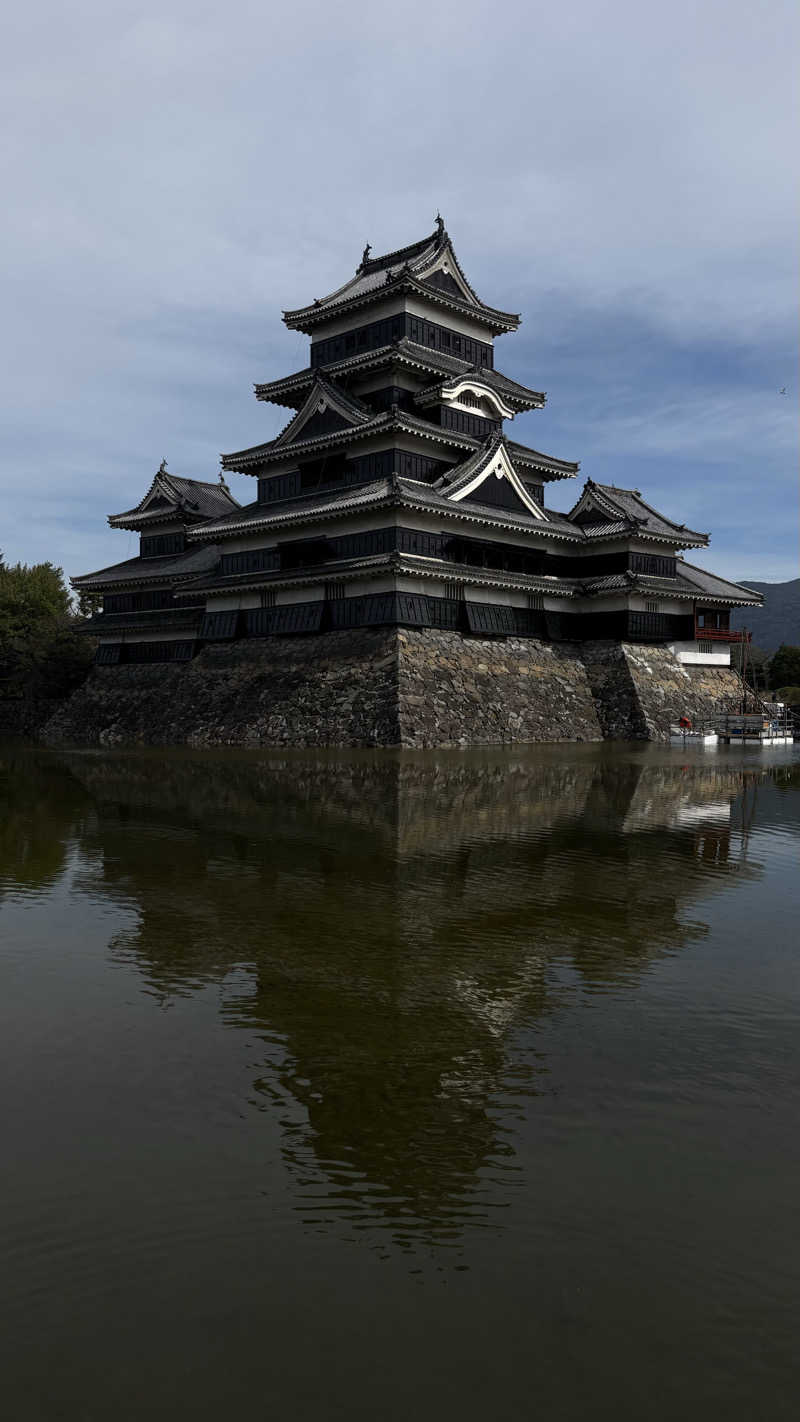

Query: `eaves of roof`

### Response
(255, 340, 547, 411)
(108, 507, 189, 531)
(221, 409, 475, 472)
(222, 411, 578, 481)
(109, 474, 238, 528)
(283, 270, 519, 335)
(189, 476, 588, 544)
(571, 481, 708, 545)
(675, 559, 764, 604)
(71, 545, 220, 589)
(178, 552, 580, 603)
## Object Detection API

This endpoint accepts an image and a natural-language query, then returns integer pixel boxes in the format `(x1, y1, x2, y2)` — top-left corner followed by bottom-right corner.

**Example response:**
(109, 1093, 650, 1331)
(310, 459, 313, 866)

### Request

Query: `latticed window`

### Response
(260, 590, 276, 609)
(443, 580, 464, 601)
(698, 640, 714, 655)
(646, 600, 660, 614)
(527, 593, 544, 610)
(325, 582, 345, 600)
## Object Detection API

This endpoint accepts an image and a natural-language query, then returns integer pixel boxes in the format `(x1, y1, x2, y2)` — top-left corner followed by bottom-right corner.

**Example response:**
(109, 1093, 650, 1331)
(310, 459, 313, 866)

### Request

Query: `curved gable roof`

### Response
(108, 468, 239, 530)
(283, 223, 520, 333)
(568, 480, 708, 547)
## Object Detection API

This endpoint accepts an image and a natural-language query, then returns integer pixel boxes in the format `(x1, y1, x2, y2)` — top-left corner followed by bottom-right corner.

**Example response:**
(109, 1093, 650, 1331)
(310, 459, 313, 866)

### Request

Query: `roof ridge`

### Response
(359, 225, 441, 274)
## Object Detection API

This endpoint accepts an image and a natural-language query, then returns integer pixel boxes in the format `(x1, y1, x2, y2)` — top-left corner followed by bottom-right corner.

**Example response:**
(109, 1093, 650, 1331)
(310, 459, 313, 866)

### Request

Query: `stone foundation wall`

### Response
(396, 629, 603, 747)
(581, 642, 648, 739)
(42, 630, 400, 748)
(40, 630, 747, 749)
(621, 643, 744, 740)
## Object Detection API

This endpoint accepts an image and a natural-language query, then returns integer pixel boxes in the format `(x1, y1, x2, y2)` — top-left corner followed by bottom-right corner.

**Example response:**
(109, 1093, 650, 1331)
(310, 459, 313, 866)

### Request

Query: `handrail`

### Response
(694, 625, 750, 642)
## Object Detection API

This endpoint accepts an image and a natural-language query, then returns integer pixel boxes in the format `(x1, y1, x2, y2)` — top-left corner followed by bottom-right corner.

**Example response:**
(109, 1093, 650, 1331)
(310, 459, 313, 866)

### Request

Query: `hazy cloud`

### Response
(2, 0, 797, 581)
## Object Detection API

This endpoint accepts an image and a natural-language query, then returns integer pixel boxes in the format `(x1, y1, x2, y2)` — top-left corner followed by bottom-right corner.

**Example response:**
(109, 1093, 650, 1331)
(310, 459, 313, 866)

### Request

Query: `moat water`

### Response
(1, 741, 798, 1420)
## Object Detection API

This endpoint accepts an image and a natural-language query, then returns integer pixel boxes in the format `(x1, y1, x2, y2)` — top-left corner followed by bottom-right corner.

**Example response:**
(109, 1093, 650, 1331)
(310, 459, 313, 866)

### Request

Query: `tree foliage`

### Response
(768, 644, 800, 691)
(0, 557, 93, 700)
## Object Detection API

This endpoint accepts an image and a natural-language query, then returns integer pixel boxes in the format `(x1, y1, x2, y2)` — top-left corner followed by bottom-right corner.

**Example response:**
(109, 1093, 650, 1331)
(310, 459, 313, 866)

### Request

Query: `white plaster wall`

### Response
(405, 297, 498, 343)
(630, 595, 686, 614)
(306, 295, 499, 347)
(104, 631, 194, 644)
(308, 298, 406, 342)
(207, 594, 261, 611)
(463, 585, 527, 608)
(355, 371, 422, 395)
(340, 576, 395, 599)
(669, 641, 731, 666)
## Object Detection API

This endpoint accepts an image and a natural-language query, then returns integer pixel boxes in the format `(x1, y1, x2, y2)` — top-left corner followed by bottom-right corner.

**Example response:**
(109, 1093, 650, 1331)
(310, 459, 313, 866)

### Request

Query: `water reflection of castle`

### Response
(7, 748, 794, 1245)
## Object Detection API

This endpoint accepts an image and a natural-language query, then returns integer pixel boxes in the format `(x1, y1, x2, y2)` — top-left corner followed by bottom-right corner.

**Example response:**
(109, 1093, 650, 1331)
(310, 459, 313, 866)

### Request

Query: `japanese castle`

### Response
(74, 219, 760, 665)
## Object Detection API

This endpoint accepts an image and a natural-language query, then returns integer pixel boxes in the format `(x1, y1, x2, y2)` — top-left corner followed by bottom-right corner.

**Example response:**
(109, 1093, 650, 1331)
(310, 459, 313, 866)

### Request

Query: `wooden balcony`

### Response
(694, 624, 750, 642)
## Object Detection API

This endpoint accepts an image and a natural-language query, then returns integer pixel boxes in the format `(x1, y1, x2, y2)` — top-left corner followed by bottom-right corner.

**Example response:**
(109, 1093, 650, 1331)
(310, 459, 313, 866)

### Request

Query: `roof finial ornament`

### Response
(435, 212, 445, 240)
(158, 457, 168, 474)
(361, 242, 371, 268)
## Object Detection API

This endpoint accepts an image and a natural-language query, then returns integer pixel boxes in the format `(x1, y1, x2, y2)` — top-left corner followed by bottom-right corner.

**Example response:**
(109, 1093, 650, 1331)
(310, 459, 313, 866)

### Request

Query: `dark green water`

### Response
(1, 742, 798, 1420)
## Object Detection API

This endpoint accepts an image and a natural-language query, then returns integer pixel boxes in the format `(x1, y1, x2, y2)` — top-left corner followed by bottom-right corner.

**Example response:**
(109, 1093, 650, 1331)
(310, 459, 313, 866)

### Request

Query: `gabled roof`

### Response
(72, 542, 221, 590)
(433, 435, 547, 520)
(567, 480, 708, 547)
(108, 466, 239, 530)
(282, 221, 520, 335)
(256, 339, 545, 411)
(414, 374, 516, 421)
(272, 373, 373, 448)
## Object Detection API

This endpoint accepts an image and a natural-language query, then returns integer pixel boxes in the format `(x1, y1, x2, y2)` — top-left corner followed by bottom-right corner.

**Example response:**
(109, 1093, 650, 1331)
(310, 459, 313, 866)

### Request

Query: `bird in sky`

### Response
(778, 387, 787, 395)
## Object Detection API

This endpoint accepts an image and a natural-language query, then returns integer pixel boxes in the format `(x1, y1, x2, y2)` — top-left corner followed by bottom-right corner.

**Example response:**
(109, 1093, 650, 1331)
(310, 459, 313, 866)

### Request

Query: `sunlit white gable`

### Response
(448, 445, 547, 519)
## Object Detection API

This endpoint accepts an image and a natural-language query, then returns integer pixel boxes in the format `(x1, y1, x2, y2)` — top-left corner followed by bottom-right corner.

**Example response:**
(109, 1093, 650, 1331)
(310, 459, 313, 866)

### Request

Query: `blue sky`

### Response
(2, 0, 796, 583)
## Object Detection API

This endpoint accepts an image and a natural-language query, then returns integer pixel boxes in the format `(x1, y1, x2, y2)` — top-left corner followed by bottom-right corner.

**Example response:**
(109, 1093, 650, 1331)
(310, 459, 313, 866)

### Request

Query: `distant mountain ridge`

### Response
(730, 578, 800, 652)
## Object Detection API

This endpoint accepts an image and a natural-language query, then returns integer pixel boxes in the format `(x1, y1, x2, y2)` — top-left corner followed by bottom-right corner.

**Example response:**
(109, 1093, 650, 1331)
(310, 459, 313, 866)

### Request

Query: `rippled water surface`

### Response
(1, 741, 799, 1419)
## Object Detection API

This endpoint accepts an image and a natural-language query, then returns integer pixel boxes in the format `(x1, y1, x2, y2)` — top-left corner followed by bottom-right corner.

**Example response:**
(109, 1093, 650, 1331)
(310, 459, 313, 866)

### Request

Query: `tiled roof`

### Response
(271, 373, 373, 447)
(256, 340, 546, 410)
(676, 559, 763, 604)
(222, 408, 578, 479)
(109, 471, 239, 528)
(579, 573, 632, 593)
(431, 434, 550, 515)
(579, 564, 763, 605)
(506, 439, 578, 478)
(414, 371, 545, 414)
(189, 483, 394, 538)
(580, 521, 631, 539)
(282, 226, 519, 332)
(571, 481, 708, 545)
(72, 543, 220, 589)
(189, 473, 588, 544)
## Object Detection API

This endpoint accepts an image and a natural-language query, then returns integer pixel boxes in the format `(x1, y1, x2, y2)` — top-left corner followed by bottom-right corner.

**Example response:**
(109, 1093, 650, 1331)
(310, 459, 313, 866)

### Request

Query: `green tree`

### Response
(768, 645, 800, 691)
(74, 587, 103, 618)
(0, 560, 93, 701)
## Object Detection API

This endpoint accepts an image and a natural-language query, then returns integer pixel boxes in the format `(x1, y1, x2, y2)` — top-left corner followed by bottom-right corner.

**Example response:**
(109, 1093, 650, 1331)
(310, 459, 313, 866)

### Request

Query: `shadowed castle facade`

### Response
(74, 220, 760, 668)
(60, 222, 763, 747)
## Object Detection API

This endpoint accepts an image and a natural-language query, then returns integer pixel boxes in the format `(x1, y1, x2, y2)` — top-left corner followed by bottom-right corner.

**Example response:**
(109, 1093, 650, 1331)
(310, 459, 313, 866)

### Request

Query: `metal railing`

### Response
(694, 625, 750, 642)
